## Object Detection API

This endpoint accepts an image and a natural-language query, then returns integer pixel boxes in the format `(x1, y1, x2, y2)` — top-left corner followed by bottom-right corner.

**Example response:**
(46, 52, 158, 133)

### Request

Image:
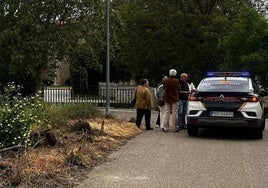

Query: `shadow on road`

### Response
(195, 127, 263, 141)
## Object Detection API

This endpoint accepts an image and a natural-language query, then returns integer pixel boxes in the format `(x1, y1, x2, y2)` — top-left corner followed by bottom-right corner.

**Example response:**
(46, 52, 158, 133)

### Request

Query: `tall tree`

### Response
(112, 0, 238, 84)
(112, 0, 191, 85)
(220, 5, 268, 86)
(111, 0, 267, 86)
(0, 0, 105, 93)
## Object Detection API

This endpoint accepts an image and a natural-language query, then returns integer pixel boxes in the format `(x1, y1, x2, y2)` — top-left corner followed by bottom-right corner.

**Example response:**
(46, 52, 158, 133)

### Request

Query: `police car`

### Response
(186, 72, 267, 139)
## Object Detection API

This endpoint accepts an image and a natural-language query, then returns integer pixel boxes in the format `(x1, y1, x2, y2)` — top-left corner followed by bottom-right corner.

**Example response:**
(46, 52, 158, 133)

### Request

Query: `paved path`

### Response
(99, 108, 159, 125)
(77, 109, 268, 188)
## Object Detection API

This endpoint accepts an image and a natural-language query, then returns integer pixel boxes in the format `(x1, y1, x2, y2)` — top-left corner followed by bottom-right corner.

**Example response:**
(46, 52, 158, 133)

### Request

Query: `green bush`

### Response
(0, 82, 101, 149)
(46, 103, 101, 127)
(0, 82, 46, 149)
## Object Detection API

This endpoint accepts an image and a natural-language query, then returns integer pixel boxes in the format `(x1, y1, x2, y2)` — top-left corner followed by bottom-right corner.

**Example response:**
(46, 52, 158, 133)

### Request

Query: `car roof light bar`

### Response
(206, 72, 250, 77)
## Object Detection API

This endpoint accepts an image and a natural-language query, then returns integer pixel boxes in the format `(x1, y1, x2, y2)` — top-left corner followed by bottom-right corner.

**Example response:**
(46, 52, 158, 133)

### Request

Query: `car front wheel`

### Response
(261, 117, 265, 131)
(253, 127, 263, 139)
(187, 126, 199, 137)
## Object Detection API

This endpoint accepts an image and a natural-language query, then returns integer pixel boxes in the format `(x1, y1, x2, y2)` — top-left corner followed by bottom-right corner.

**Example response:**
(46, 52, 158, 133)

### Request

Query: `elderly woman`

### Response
(135, 79, 154, 130)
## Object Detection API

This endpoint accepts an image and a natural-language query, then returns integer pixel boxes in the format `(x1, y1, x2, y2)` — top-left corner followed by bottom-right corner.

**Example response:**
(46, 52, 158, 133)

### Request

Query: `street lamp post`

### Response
(106, 0, 110, 115)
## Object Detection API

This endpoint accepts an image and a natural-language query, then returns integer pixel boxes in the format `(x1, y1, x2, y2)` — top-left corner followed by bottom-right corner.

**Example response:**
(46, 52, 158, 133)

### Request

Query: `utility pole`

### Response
(106, 0, 110, 115)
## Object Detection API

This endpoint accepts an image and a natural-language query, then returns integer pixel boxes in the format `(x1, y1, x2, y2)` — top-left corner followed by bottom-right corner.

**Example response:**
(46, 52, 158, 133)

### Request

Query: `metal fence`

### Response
(43, 86, 136, 108)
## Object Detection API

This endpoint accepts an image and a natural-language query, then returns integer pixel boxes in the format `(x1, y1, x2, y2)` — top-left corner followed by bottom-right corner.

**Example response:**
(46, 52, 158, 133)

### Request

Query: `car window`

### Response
(198, 78, 250, 92)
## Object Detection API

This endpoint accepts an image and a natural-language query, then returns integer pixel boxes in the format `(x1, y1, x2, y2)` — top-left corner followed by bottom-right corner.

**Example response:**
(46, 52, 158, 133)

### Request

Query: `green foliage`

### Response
(108, 0, 268, 87)
(46, 103, 101, 127)
(0, 82, 46, 149)
(1, 0, 267, 89)
(112, 0, 187, 85)
(111, 0, 254, 85)
(68, 0, 107, 86)
(0, 81, 102, 149)
(0, 0, 106, 92)
(220, 5, 268, 86)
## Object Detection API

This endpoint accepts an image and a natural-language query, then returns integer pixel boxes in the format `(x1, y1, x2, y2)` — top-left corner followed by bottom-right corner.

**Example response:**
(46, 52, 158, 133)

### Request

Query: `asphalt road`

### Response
(76, 109, 268, 188)
(99, 108, 159, 123)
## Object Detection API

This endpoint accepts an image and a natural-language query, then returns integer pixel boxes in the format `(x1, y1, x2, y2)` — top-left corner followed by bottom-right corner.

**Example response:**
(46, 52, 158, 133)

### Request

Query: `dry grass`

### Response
(0, 118, 143, 187)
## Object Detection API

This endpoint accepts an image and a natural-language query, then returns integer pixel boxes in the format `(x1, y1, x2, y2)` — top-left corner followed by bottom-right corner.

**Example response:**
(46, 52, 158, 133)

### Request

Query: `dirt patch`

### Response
(0, 118, 143, 187)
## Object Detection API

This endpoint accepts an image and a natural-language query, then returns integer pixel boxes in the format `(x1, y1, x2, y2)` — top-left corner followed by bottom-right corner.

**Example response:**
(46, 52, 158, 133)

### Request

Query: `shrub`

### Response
(0, 82, 47, 149)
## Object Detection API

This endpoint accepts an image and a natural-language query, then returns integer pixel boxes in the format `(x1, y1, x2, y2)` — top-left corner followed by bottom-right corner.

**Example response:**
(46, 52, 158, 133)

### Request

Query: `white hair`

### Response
(169, 69, 177, 76)
(180, 73, 188, 78)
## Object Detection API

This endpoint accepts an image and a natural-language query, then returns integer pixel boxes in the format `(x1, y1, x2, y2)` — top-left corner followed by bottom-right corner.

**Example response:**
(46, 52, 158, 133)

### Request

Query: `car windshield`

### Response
(198, 78, 250, 92)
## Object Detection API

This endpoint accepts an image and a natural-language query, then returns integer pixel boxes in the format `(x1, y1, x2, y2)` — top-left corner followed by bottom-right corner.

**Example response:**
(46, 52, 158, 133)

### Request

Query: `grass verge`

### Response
(0, 106, 142, 187)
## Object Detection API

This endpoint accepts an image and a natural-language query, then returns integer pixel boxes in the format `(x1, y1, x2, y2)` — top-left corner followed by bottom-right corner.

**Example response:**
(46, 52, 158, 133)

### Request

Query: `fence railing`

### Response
(43, 86, 136, 108)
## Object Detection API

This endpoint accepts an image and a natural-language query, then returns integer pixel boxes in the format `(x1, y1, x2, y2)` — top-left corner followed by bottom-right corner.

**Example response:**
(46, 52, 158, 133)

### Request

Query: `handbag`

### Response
(131, 86, 139, 106)
(157, 100, 165, 106)
(131, 97, 136, 106)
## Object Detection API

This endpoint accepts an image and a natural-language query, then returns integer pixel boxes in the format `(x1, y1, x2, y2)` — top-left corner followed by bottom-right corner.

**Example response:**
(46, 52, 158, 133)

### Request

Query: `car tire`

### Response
(187, 126, 199, 137)
(262, 117, 265, 131)
(253, 127, 263, 139)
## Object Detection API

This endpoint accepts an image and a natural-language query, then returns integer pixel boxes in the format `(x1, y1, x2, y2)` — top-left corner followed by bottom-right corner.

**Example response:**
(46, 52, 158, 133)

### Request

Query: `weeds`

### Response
(0, 83, 142, 187)
(46, 103, 101, 128)
(0, 117, 142, 187)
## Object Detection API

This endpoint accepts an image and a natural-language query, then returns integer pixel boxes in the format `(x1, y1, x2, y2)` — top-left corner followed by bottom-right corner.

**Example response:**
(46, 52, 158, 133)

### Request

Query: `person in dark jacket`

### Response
(178, 73, 190, 130)
(162, 69, 180, 132)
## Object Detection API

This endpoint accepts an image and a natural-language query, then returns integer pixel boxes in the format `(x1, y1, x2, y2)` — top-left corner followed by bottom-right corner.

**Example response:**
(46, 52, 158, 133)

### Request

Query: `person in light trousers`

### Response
(162, 69, 180, 132)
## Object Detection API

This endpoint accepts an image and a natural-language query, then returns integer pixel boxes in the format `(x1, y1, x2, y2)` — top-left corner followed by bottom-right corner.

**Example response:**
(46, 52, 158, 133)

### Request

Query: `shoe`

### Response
(179, 124, 187, 129)
(174, 129, 179, 133)
(162, 128, 168, 132)
(146, 128, 154, 130)
(179, 126, 187, 130)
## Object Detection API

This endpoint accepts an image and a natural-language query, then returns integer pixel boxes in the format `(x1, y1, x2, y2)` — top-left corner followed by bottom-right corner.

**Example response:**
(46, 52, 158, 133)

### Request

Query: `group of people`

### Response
(133, 69, 195, 132)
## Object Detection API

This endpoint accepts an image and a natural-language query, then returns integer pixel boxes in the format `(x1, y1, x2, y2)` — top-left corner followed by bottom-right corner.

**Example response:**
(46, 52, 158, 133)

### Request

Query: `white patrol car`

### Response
(186, 72, 267, 139)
